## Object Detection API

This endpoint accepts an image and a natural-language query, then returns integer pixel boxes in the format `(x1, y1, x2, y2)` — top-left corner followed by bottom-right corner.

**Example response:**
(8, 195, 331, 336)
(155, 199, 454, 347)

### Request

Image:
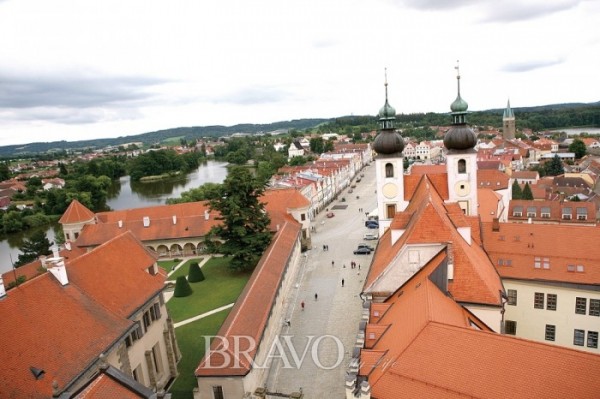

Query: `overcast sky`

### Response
(0, 0, 599, 147)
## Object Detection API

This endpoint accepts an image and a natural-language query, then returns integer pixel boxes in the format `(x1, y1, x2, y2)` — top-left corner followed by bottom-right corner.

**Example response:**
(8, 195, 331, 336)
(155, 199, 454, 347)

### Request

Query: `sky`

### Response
(0, 0, 599, 147)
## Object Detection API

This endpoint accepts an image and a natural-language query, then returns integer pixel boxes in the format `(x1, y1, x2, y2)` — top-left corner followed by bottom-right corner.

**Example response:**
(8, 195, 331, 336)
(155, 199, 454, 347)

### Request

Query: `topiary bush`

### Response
(173, 276, 193, 297)
(188, 262, 205, 283)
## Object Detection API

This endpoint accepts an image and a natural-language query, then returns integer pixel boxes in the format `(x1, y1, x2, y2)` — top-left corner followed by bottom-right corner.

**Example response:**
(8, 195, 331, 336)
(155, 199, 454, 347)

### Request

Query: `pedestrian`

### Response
(332, 260, 335, 267)
(358, 264, 361, 270)
(314, 293, 318, 301)
(342, 278, 345, 287)
(323, 244, 325, 251)
(301, 301, 305, 311)
(285, 319, 291, 327)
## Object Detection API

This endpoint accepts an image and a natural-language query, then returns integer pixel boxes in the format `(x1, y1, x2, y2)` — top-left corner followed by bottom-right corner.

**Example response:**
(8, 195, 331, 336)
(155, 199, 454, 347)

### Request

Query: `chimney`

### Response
(48, 260, 69, 286)
(172, 215, 177, 225)
(492, 218, 500, 232)
(204, 210, 209, 220)
(143, 216, 150, 227)
(118, 220, 123, 228)
(0, 275, 6, 299)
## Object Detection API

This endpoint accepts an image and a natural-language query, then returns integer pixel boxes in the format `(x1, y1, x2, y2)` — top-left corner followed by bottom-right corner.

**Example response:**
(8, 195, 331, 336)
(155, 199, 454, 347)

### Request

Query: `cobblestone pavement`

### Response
(266, 165, 377, 398)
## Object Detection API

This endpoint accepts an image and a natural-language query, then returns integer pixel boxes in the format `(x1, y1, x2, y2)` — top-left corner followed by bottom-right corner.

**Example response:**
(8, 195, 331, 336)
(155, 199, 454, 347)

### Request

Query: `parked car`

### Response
(363, 233, 378, 240)
(357, 243, 375, 251)
(326, 212, 335, 218)
(353, 247, 371, 255)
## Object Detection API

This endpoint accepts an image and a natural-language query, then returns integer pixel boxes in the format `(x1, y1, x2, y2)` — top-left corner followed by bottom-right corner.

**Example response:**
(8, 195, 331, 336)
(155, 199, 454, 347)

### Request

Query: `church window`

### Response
(385, 163, 394, 178)
(458, 159, 466, 173)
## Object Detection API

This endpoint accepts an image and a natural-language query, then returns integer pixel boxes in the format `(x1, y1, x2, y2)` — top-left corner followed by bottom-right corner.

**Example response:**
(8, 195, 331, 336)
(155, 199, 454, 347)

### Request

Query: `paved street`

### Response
(266, 165, 377, 398)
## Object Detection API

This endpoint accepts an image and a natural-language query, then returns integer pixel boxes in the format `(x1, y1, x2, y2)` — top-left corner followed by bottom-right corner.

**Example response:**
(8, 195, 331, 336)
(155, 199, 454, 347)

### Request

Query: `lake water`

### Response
(0, 160, 229, 274)
(552, 127, 600, 136)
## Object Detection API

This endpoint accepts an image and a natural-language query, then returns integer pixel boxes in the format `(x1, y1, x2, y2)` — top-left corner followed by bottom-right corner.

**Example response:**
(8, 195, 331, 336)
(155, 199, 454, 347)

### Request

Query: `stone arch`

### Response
(170, 244, 183, 257)
(156, 244, 169, 258)
(183, 242, 196, 256)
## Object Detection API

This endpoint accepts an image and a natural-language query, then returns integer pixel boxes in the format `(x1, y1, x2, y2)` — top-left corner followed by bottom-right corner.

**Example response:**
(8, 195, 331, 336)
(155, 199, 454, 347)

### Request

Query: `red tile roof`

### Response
(477, 169, 509, 189)
(73, 367, 155, 398)
(481, 221, 600, 285)
(0, 275, 131, 398)
(58, 199, 96, 224)
(195, 221, 301, 376)
(361, 244, 600, 399)
(67, 231, 163, 318)
(365, 175, 504, 306)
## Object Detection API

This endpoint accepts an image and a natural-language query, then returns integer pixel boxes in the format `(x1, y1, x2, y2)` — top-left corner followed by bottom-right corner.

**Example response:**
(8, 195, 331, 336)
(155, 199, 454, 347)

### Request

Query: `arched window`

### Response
(458, 159, 466, 174)
(385, 163, 394, 178)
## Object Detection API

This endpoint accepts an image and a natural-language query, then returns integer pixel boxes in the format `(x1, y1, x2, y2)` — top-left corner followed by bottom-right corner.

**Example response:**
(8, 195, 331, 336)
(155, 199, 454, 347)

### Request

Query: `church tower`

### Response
(502, 99, 516, 140)
(444, 63, 478, 216)
(373, 70, 407, 234)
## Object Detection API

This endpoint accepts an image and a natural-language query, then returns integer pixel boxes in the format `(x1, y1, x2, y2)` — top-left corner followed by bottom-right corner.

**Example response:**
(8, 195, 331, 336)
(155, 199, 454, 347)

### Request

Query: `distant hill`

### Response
(1, 101, 599, 158)
(0, 118, 329, 158)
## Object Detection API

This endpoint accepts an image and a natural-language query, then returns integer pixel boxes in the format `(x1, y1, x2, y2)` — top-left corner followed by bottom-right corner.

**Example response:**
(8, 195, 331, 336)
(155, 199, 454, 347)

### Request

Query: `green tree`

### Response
(173, 276, 193, 297)
(0, 162, 10, 181)
(309, 137, 325, 154)
(569, 139, 587, 159)
(14, 230, 53, 267)
(188, 262, 205, 282)
(167, 182, 222, 204)
(544, 154, 564, 176)
(522, 183, 534, 200)
(324, 139, 335, 153)
(511, 180, 523, 200)
(208, 166, 272, 272)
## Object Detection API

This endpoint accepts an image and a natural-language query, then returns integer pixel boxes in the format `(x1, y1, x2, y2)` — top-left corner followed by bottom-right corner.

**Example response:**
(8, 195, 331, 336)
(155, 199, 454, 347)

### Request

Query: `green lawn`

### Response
(166, 258, 205, 281)
(166, 256, 251, 323)
(168, 311, 230, 399)
(158, 259, 181, 273)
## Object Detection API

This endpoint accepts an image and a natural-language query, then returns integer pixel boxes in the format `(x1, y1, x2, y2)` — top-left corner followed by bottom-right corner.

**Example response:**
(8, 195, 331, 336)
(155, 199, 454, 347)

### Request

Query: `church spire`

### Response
(373, 68, 404, 155)
(444, 61, 476, 151)
(503, 99, 514, 118)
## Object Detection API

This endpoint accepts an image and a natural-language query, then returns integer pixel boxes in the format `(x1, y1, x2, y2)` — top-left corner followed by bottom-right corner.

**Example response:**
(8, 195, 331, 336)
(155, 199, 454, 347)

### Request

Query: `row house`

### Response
(0, 232, 180, 398)
(482, 221, 600, 354)
(403, 140, 444, 161)
(582, 137, 600, 150)
(508, 199, 596, 225)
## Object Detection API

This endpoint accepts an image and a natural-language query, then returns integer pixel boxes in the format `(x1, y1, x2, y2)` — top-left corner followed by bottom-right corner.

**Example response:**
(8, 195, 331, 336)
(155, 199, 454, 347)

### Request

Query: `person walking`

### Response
(332, 260, 335, 267)
(341, 278, 345, 287)
(314, 293, 318, 301)
(301, 301, 305, 311)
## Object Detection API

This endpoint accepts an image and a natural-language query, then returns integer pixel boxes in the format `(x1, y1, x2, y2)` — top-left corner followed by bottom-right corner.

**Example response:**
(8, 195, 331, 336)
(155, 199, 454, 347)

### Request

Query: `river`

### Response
(0, 160, 229, 274)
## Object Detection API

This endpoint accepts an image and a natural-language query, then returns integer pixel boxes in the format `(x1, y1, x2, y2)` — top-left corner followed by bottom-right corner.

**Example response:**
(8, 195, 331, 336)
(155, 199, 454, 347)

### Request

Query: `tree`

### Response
(522, 183, 534, 200)
(309, 137, 325, 154)
(569, 139, 587, 159)
(544, 154, 564, 176)
(511, 180, 522, 200)
(14, 230, 53, 267)
(173, 276, 193, 297)
(208, 166, 272, 272)
(188, 262, 205, 282)
(0, 162, 10, 181)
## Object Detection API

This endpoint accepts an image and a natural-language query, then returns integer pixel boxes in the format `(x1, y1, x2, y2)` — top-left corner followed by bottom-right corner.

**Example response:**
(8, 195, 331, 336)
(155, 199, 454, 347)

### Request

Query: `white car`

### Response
(363, 233, 378, 240)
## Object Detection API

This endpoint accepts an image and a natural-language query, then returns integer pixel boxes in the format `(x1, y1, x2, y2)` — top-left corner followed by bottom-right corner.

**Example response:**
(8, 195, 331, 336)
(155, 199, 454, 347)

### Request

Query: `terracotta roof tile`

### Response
(0, 275, 131, 398)
(478, 188, 502, 222)
(73, 370, 153, 398)
(481, 221, 600, 285)
(58, 199, 96, 224)
(196, 221, 301, 376)
(477, 169, 509, 189)
(67, 231, 164, 318)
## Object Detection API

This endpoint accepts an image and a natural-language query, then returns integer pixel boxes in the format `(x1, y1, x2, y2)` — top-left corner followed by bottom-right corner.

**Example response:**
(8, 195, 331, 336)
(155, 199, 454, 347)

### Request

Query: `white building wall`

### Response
(503, 279, 600, 354)
(463, 304, 502, 333)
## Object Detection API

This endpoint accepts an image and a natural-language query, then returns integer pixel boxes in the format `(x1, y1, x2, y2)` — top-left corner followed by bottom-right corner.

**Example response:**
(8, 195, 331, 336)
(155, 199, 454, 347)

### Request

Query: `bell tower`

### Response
(444, 62, 478, 216)
(503, 99, 516, 140)
(372, 70, 407, 234)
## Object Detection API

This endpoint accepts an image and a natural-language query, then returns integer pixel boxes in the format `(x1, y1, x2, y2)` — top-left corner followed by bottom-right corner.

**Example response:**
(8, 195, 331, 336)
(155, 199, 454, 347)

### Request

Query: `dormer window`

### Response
(458, 159, 466, 174)
(527, 207, 536, 217)
(576, 207, 587, 220)
(513, 206, 523, 217)
(541, 207, 550, 218)
(369, 332, 376, 339)
(562, 207, 572, 220)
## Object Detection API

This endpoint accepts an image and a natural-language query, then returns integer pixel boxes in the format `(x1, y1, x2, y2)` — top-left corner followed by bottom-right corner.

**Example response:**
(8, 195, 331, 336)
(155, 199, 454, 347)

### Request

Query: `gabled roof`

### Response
(67, 231, 163, 318)
(262, 188, 310, 229)
(364, 175, 503, 306)
(0, 274, 131, 398)
(75, 202, 221, 247)
(71, 366, 158, 398)
(477, 169, 509, 190)
(58, 199, 96, 224)
(361, 243, 600, 399)
(195, 221, 301, 377)
(481, 221, 600, 285)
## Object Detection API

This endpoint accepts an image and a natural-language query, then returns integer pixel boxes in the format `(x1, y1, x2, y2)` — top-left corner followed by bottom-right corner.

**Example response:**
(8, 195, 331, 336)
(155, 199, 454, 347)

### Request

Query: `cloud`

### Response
(501, 57, 566, 72)
(393, 0, 582, 23)
(214, 86, 293, 105)
(0, 70, 168, 109)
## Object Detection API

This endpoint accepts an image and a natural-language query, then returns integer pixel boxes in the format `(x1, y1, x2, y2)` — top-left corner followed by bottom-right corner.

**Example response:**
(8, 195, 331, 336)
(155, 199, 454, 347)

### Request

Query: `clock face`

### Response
(454, 181, 470, 197)
(382, 183, 398, 199)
